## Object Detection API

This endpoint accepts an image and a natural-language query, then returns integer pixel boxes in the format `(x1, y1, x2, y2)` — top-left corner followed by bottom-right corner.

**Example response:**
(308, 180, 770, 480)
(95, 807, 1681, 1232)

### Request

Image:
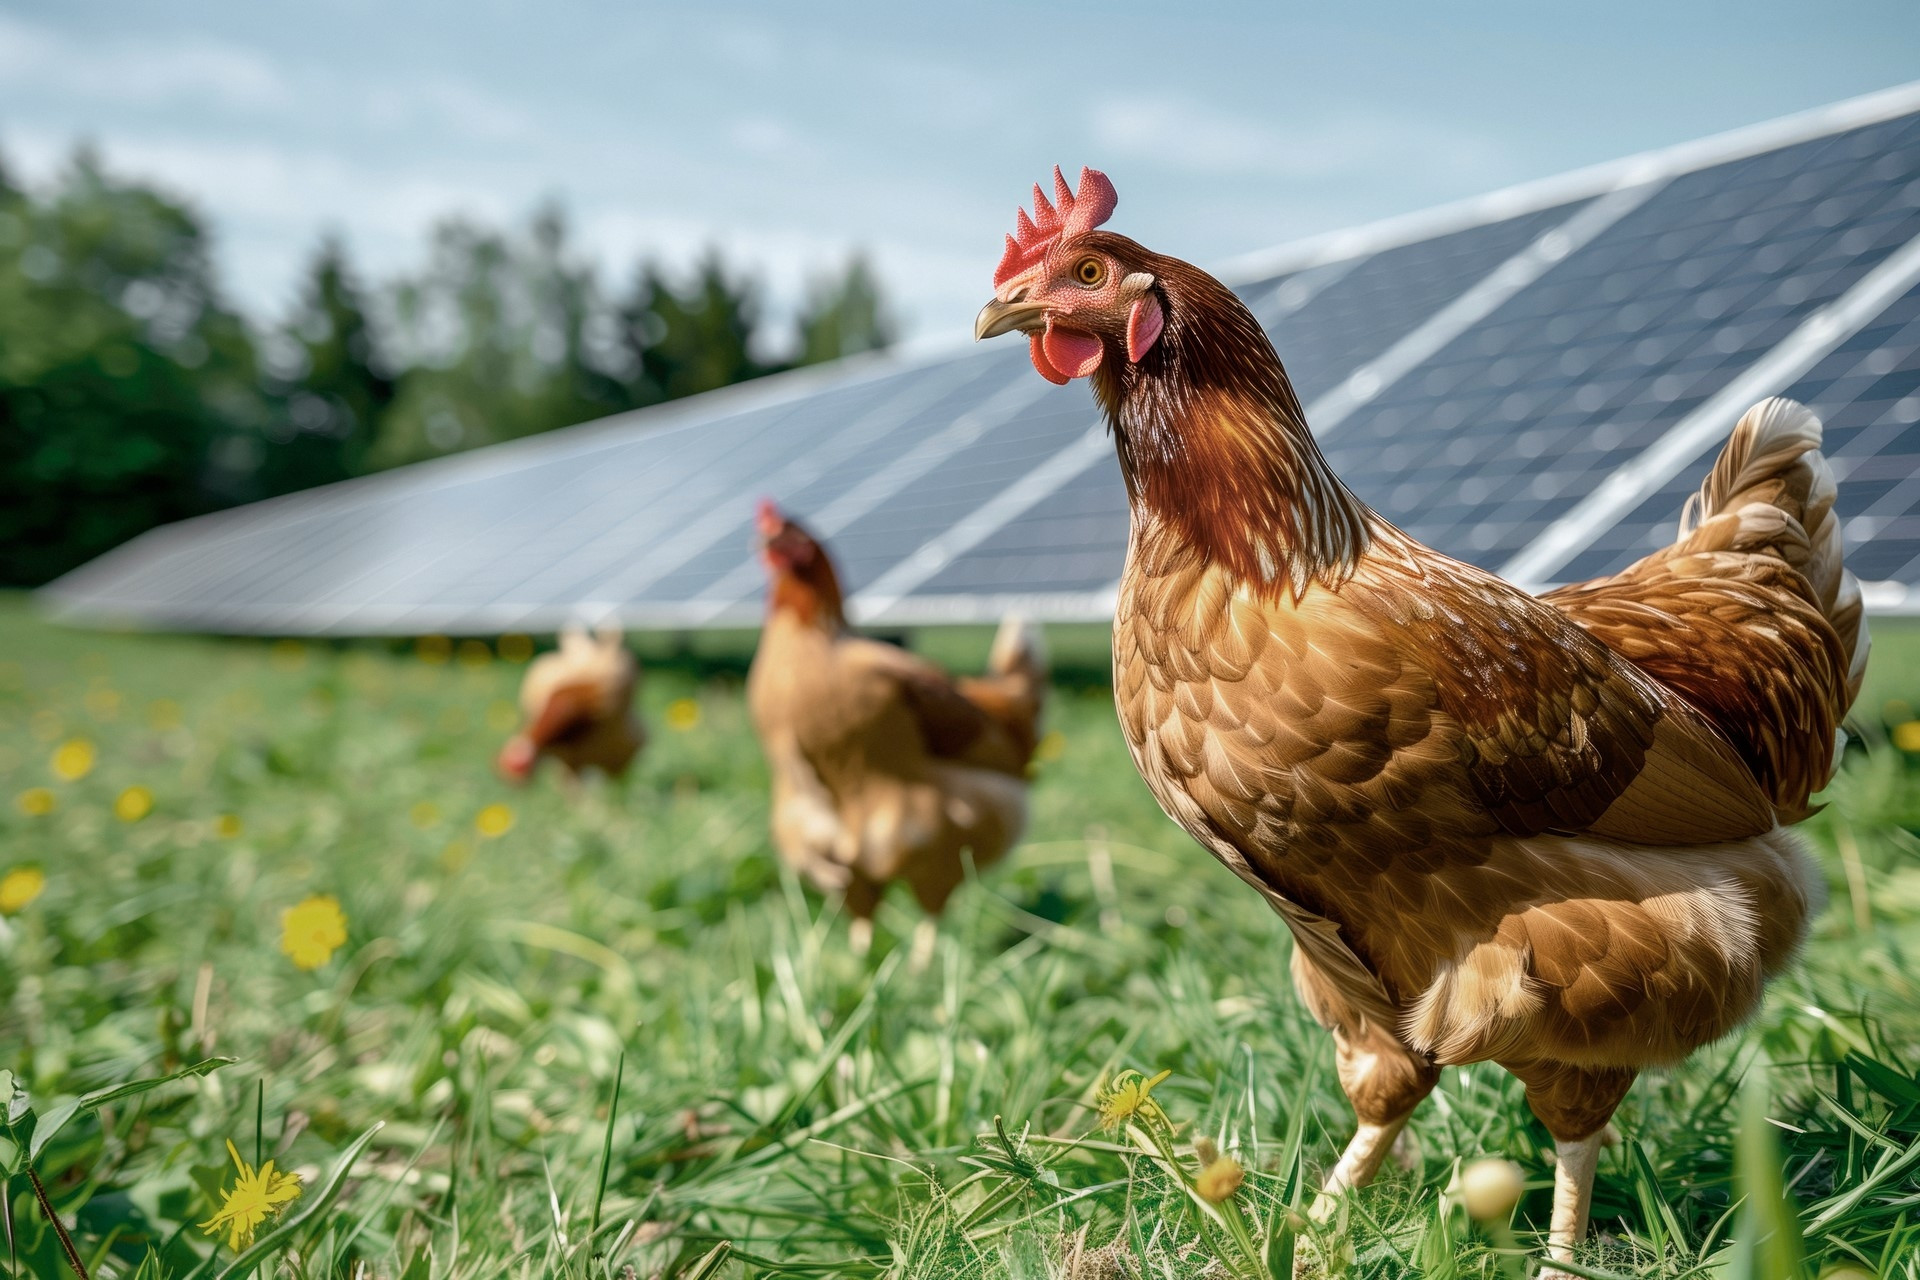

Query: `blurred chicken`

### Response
(747, 499, 1046, 959)
(496, 627, 645, 783)
(976, 167, 1866, 1271)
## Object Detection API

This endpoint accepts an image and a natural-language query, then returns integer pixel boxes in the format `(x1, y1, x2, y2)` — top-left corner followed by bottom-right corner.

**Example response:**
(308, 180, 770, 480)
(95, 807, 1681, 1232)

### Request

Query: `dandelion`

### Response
(1192, 1137, 1245, 1203)
(216, 814, 244, 839)
(475, 803, 514, 838)
(270, 638, 307, 671)
(0, 866, 46, 915)
(415, 635, 452, 664)
(1894, 720, 1920, 753)
(1096, 1068, 1172, 1132)
(50, 737, 96, 781)
(440, 839, 474, 874)
(1458, 1157, 1525, 1222)
(115, 785, 154, 822)
(15, 787, 55, 817)
(498, 633, 535, 663)
(457, 638, 492, 667)
(410, 800, 442, 829)
(199, 1139, 301, 1252)
(665, 697, 701, 731)
(1035, 729, 1067, 762)
(280, 894, 348, 970)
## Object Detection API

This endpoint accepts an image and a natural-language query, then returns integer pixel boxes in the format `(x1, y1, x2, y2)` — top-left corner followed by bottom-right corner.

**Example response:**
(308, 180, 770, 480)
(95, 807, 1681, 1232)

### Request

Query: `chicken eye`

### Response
(1074, 257, 1105, 286)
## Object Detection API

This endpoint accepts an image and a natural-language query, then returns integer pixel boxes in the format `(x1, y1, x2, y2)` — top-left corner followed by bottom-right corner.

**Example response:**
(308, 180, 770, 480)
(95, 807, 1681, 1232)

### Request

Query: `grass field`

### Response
(2, 595, 1918, 1280)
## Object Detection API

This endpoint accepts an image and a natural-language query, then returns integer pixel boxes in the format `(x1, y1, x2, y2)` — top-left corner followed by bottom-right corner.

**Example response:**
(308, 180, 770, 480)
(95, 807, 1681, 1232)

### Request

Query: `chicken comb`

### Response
(755, 497, 785, 538)
(993, 166, 1118, 289)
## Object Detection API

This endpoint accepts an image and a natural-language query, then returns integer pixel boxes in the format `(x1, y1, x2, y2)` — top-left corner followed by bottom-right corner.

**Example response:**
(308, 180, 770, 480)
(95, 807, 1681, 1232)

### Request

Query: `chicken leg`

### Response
(1504, 1059, 1636, 1274)
(1310, 1021, 1440, 1219)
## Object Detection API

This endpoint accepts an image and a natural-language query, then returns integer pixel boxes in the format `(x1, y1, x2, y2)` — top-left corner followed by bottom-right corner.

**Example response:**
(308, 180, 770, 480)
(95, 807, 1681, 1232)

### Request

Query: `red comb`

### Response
(993, 166, 1118, 289)
(755, 498, 784, 537)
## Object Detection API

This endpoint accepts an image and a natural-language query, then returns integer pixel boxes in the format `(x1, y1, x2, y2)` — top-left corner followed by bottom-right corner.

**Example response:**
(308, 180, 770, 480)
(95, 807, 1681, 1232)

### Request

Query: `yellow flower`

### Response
(280, 894, 348, 970)
(1893, 720, 1920, 753)
(475, 803, 514, 838)
(216, 814, 244, 839)
(199, 1139, 301, 1252)
(85, 687, 122, 721)
(115, 785, 154, 822)
(1458, 1157, 1525, 1222)
(665, 697, 701, 731)
(409, 800, 442, 829)
(415, 635, 452, 664)
(0, 867, 46, 915)
(1192, 1137, 1245, 1204)
(1035, 729, 1067, 762)
(270, 638, 307, 671)
(498, 633, 535, 663)
(457, 638, 492, 667)
(439, 839, 474, 874)
(50, 738, 96, 782)
(15, 787, 55, 817)
(1096, 1068, 1172, 1132)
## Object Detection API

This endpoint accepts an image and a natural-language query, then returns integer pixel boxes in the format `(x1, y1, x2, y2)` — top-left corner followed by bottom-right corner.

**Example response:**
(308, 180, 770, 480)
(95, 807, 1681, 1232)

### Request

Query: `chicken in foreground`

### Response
(747, 499, 1047, 961)
(496, 627, 645, 783)
(976, 167, 1867, 1269)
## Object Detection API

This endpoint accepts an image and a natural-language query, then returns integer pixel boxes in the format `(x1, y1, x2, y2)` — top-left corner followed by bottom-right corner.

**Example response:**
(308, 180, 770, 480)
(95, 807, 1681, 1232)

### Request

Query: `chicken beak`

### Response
(975, 297, 1049, 341)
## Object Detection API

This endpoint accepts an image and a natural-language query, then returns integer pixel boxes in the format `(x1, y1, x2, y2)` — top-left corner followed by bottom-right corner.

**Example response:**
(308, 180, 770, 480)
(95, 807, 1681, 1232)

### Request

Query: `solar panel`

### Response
(1327, 111, 1920, 572)
(40, 82, 1920, 633)
(1567, 276, 1920, 594)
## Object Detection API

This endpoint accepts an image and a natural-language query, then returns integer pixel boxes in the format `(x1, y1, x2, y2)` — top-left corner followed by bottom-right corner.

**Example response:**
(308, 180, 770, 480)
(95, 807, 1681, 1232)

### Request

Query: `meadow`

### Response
(1, 595, 1917, 1280)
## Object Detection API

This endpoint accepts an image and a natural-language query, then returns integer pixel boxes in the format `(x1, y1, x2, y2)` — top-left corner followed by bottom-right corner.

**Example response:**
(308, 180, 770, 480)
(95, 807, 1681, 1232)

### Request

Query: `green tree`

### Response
(619, 252, 774, 404)
(372, 205, 633, 468)
(794, 255, 893, 367)
(254, 236, 395, 497)
(0, 147, 270, 585)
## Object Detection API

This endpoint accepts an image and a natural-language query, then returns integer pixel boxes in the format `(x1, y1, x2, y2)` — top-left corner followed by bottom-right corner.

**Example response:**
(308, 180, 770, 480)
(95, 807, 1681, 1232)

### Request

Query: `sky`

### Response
(2, 0, 1917, 348)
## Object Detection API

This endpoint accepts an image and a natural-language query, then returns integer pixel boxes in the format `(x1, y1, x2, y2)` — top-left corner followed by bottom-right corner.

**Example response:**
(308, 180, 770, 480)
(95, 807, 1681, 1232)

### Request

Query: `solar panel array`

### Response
(41, 83, 1920, 635)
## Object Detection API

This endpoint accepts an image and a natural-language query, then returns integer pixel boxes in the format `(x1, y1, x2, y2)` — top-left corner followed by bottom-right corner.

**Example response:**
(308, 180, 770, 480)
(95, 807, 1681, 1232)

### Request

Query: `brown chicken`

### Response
(496, 627, 645, 783)
(747, 499, 1047, 959)
(976, 168, 1867, 1268)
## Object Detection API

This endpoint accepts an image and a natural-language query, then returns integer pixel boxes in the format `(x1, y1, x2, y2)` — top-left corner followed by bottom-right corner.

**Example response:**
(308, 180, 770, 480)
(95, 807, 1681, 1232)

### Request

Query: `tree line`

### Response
(0, 148, 894, 586)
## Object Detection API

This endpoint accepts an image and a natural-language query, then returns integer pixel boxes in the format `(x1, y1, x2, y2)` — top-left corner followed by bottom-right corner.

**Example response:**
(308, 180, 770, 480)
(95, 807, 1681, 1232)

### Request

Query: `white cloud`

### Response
(0, 14, 290, 111)
(1089, 94, 1508, 185)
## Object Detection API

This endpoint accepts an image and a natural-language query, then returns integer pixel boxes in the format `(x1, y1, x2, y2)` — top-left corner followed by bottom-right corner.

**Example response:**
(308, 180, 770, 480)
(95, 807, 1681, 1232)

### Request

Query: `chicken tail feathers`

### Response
(988, 614, 1048, 685)
(956, 616, 1049, 769)
(1679, 397, 1869, 705)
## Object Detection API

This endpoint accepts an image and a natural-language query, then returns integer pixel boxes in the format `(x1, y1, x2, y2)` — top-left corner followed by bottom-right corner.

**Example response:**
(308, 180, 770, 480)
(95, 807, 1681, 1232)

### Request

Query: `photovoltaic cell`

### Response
(1563, 276, 1920, 585)
(1324, 112, 1920, 571)
(1260, 200, 1585, 404)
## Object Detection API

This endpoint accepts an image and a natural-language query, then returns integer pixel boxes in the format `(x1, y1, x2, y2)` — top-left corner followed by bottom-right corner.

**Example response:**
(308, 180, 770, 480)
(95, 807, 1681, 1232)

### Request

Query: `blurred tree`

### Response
(371, 205, 634, 467)
(0, 142, 899, 581)
(253, 236, 396, 497)
(794, 255, 894, 367)
(0, 147, 271, 585)
(619, 252, 775, 404)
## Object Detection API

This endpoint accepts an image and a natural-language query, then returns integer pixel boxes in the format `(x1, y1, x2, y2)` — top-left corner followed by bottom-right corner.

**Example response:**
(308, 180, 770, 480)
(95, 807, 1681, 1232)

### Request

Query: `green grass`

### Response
(1, 595, 1918, 1280)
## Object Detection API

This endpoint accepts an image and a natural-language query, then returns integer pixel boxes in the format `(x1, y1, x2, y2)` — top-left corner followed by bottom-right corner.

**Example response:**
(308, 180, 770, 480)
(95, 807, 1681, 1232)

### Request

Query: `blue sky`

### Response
(2, 1, 1916, 345)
